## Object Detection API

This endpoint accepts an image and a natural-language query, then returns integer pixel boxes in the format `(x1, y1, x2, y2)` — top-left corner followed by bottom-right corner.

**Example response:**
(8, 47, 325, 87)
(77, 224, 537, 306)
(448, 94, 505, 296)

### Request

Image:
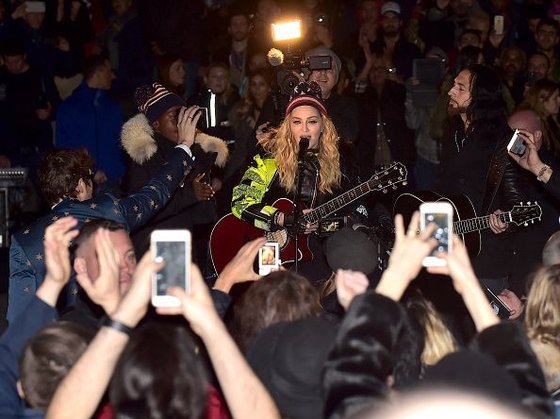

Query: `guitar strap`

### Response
(481, 139, 508, 214)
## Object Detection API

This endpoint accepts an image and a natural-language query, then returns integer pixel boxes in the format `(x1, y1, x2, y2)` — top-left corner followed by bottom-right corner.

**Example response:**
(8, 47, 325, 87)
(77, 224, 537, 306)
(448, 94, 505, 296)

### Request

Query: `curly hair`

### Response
(525, 264, 560, 348)
(259, 110, 341, 193)
(38, 148, 94, 206)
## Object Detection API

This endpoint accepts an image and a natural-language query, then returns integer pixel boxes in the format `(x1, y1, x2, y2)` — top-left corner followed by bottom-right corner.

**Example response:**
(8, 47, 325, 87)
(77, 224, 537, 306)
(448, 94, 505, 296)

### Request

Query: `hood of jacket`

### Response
(121, 113, 229, 167)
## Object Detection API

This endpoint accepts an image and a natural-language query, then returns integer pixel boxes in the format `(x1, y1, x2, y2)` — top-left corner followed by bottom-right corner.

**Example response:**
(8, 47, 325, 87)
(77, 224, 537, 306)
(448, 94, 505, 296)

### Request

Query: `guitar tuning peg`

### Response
(382, 189, 388, 194)
(524, 222, 528, 226)
(392, 185, 397, 190)
(527, 201, 531, 205)
(403, 181, 408, 186)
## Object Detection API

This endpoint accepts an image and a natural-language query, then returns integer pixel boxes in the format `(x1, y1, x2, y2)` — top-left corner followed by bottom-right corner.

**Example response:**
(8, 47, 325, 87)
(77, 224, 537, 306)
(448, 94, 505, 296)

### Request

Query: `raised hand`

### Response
(213, 237, 266, 293)
(335, 269, 369, 310)
(375, 212, 437, 301)
(177, 106, 201, 148)
(43, 216, 79, 286)
(75, 229, 121, 314)
(508, 129, 544, 175)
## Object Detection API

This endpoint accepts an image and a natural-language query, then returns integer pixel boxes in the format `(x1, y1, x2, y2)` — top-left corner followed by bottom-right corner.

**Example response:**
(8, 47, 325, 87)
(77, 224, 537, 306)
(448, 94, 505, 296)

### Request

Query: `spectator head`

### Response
(84, 54, 114, 90)
(1, 41, 28, 75)
(448, 64, 505, 129)
(527, 52, 550, 81)
(305, 46, 341, 99)
(465, 10, 491, 44)
(19, 321, 95, 411)
(499, 47, 526, 79)
(23, 1, 46, 29)
(135, 82, 185, 142)
(525, 264, 560, 348)
(543, 231, 560, 265)
(359, 0, 378, 24)
(449, 0, 475, 19)
(111, 0, 133, 16)
(455, 46, 484, 73)
(405, 292, 458, 366)
(156, 54, 185, 96)
(73, 219, 136, 295)
(109, 323, 207, 419)
(246, 318, 336, 419)
(256, 0, 280, 25)
(522, 79, 560, 119)
(458, 29, 483, 49)
(228, 11, 250, 42)
(536, 18, 560, 53)
(248, 51, 268, 73)
(38, 148, 94, 206)
(508, 110, 543, 150)
(247, 70, 272, 107)
(204, 62, 230, 94)
(380, 1, 402, 37)
(232, 270, 322, 351)
(527, 4, 546, 35)
(325, 228, 378, 275)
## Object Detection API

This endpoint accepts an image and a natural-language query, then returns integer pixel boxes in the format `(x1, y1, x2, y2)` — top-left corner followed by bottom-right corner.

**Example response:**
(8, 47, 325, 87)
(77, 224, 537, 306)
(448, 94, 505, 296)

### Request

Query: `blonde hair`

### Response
(525, 264, 560, 347)
(406, 294, 458, 366)
(259, 110, 341, 193)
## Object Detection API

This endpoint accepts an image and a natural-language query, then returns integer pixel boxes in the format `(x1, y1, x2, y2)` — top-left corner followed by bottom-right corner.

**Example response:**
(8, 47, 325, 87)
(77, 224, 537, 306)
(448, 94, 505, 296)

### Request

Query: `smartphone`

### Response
(420, 202, 453, 267)
(484, 286, 511, 320)
(151, 229, 191, 307)
(196, 107, 209, 130)
(507, 129, 526, 156)
(494, 15, 504, 35)
(258, 242, 280, 276)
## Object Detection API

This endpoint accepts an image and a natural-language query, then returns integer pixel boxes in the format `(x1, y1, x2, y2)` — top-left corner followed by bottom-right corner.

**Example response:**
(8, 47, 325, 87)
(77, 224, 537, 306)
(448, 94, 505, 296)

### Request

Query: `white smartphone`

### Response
(420, 202, 453, 267)
(507, 129, 526, 156)
(151, 229, 191, 307)
(258, 242, 280, 276)
(494, 15, 504, 35)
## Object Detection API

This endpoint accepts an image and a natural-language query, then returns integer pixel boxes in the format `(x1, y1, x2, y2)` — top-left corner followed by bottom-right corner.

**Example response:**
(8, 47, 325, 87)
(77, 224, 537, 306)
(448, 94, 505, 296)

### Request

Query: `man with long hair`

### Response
(436, 64, 525, 296)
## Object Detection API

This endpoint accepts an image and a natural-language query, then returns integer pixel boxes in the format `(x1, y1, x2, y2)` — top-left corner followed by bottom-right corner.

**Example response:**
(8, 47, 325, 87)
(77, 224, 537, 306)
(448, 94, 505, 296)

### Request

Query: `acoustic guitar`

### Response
(210, 162, 408, 274)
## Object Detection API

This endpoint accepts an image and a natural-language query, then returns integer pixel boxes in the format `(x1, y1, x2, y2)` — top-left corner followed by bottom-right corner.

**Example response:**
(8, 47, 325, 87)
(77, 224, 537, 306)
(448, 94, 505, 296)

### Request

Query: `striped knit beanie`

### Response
(285, 81, 327, 117)
(134, 82, 185, 123)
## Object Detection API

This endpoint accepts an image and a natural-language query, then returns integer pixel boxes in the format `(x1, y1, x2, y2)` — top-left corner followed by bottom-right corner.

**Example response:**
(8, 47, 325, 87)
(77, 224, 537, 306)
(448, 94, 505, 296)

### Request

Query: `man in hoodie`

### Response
(121, 83, 229, 262)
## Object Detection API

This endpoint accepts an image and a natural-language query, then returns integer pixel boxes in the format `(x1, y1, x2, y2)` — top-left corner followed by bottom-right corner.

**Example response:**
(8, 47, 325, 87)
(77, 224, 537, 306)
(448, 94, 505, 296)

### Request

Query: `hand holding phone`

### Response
(151, 229, 191, 307)
(258, 242, 280, 276)
(507, 129, 526, 156)
(420, 202, 453, 267)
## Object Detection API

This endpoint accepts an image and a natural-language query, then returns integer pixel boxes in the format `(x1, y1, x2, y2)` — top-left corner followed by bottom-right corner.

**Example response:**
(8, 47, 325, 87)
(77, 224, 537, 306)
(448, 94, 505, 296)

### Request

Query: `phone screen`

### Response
(196, 107, 209, 129)
(424, 212, 450, 256)
(155, 241, 187, 296)
(258, 243, 279, 275)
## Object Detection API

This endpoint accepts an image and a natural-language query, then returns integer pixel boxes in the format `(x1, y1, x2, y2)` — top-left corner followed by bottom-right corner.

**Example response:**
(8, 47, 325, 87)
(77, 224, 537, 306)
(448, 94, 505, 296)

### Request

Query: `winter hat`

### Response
(246, 317, 336, 419)
(325, 228, 378, 275)
(285, 81, 328, 116)
(134, 82, 185, 123)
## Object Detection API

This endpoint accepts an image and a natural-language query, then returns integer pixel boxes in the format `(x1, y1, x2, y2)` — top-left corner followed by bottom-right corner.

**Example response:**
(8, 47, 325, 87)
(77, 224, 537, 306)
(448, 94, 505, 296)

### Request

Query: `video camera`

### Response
(267, 20, 332, 95)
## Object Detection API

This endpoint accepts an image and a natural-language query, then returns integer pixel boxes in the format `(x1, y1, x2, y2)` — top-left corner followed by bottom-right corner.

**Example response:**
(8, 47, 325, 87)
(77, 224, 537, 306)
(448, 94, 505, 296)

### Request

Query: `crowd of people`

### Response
(1, 0, 560, 417)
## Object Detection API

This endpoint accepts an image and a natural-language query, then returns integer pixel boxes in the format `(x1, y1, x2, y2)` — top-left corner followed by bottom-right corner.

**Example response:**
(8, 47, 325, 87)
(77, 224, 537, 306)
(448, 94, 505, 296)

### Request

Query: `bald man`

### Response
(508, 109, 560, 297)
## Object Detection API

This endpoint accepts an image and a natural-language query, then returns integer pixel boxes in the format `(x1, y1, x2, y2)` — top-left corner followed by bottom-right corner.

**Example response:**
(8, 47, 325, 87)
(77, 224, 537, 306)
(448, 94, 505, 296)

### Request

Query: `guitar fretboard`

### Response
(454, 212, 510, 234)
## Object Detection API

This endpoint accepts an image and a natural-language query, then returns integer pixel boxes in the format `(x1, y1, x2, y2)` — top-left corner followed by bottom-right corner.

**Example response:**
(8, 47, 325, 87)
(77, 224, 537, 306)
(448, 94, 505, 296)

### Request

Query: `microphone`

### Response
(298, 137, 309, 163)
(267, 48, 284, 67)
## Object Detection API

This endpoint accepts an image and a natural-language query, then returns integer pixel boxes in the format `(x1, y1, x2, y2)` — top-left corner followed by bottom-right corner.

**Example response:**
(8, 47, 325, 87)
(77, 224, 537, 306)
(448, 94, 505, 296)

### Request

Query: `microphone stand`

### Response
(292, 139, 309, 273)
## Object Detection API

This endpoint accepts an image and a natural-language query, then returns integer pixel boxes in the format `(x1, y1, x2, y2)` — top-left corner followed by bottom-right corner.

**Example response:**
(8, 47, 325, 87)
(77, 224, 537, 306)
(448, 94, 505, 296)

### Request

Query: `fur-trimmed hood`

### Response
(121, 113, 229, 167)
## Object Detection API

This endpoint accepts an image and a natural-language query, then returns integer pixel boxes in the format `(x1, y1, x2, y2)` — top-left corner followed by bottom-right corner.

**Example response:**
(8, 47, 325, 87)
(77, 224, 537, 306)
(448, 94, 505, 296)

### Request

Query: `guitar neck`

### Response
(454, 212, 511, 234)
(304, 182, 373, 224)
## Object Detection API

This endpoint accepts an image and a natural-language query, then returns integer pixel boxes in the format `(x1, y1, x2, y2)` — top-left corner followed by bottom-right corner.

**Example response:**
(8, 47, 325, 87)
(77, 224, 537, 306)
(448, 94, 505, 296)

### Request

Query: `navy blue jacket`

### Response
(8, 147, 193, 323)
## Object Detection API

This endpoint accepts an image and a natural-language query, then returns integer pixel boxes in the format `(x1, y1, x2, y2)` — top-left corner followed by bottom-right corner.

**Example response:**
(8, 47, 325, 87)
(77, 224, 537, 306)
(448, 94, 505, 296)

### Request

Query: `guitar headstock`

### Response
(368, 162, 408, 193)
(510, 201, 543, 226)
